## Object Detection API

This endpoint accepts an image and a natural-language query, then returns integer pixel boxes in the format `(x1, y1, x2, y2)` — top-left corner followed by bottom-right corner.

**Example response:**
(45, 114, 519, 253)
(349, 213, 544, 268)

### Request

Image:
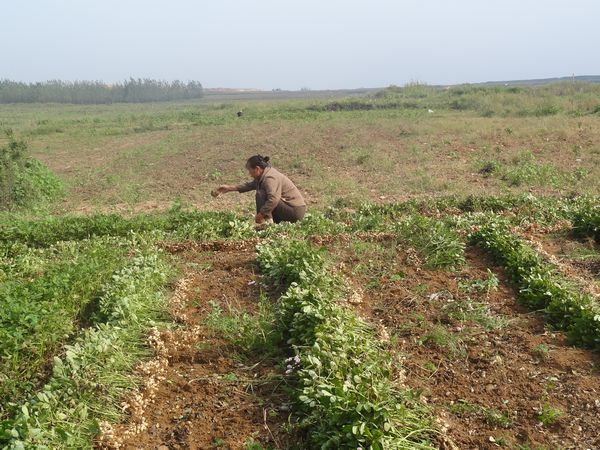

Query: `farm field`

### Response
(1, 84, 600, 449)
(2, 83, 600, 214)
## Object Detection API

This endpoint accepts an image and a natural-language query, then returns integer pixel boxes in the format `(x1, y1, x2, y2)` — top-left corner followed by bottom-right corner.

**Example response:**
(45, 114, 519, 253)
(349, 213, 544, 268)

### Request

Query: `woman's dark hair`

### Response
(246, 154, 270, 169)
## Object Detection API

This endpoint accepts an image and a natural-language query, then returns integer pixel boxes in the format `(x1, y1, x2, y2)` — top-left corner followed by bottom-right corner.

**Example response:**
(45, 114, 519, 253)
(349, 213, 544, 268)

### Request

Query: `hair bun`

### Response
(263, 156, 270, 162)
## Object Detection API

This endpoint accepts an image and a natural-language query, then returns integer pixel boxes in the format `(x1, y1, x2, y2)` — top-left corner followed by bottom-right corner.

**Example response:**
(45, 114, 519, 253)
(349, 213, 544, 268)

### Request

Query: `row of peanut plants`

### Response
(1, 236, 173, 449)
(471, 220, 600, 351)
(257, 240, 436, 450)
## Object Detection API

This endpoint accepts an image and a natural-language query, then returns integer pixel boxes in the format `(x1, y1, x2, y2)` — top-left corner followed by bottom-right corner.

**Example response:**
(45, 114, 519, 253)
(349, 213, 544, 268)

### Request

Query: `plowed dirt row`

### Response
(98, 248, 291, 450)
(334, 242, 600, 450)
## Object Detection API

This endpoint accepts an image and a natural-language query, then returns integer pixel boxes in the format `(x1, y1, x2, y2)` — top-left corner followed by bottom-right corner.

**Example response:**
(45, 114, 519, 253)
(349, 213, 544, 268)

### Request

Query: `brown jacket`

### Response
(236, 166, 305, 216)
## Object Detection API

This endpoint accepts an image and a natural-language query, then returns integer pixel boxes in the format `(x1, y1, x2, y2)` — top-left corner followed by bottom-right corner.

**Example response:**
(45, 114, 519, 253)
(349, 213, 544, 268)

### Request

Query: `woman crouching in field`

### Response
(213, 155, 306, 226)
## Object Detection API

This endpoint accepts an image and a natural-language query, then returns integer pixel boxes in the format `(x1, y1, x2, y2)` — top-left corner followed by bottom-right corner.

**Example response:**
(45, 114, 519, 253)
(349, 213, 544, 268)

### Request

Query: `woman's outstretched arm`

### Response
(214, 179, 257, 195)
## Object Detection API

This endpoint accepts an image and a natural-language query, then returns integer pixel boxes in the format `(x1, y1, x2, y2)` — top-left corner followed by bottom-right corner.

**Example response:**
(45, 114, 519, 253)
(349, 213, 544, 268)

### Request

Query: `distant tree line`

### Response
(0, 79, 203, 104)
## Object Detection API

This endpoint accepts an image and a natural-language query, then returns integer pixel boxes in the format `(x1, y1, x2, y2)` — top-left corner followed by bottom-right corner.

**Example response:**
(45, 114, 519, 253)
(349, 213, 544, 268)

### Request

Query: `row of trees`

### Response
(0, 79, 203, 104)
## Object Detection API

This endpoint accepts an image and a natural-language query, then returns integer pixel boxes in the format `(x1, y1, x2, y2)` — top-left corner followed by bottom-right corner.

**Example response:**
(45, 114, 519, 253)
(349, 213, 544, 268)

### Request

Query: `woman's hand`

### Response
(255, 212, 274, 230)
(212, 185, 236, 197)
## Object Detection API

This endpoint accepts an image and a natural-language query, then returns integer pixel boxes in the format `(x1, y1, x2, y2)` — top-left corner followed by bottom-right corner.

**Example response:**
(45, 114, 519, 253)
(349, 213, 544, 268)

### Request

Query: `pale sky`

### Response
(2, 0, 599, 90)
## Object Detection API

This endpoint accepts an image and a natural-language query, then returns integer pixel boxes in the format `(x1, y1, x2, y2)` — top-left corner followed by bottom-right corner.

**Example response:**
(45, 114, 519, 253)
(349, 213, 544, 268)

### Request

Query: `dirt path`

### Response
(98, 248, 291, 450)
(335, 242, 600, 450)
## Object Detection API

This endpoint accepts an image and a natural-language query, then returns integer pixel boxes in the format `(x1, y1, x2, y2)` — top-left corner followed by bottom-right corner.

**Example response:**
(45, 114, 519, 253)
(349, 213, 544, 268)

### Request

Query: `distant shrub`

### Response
(313, 100, 369, 112)
(534, 104, 561, 116)
(0, 131, 63, 210)
(449, 98, 476, 111)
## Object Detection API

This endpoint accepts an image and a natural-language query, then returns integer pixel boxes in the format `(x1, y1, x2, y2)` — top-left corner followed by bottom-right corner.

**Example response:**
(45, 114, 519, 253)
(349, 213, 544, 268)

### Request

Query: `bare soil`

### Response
(537, 232, 600, 282)
(99, 247, 292, 450)
(334, 242, 600, 450)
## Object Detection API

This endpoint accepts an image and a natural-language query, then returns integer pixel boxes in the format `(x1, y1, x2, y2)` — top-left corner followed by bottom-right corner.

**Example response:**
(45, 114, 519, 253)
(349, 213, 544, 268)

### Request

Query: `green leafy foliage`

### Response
(0, 209, 253, 247)
(0, 237, 131, 415)
(261, 211, 349, 238)
(0, 132, 63, 211)
(349, 194, 599, 232)
(257, 240, 435, 449)
(1, 194, 596, 251)
(571, 200, 600, 242)
(256, 239, 325, 286)
(471, 221, 600, 350)
(538, 403, 562, 427)
(0, 241, 172, 449)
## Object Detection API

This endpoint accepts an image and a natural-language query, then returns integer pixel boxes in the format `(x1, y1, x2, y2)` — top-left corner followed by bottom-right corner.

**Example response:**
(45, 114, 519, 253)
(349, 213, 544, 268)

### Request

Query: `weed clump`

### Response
(0, 131, 63, 210)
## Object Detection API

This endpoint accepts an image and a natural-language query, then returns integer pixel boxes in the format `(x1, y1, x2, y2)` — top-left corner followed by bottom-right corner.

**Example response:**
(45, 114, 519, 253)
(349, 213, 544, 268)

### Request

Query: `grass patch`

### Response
(205, 294, 283, 356)
(418, 324, 467, 359)
(449, 400, 512, 428)
(394, 215, 465, 270)
(476, 150, 586, 188)
(441, 300, 513, 331)
(458, 269, 499, 294)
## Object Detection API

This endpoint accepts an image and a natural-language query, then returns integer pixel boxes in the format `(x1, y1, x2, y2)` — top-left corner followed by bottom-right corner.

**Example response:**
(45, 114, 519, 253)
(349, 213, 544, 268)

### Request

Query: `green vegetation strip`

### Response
(1, 194, 598, 248)
(471, 221, 600, 350)
(353, 194, 598, 229)
(0, 237, 132, 414)
(257, 240, 435, 449)
(310, 82, 600, 117)
(0, 236, 172, 450)
(571, 203, 600, 242)
(0, 209, 253, 247)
